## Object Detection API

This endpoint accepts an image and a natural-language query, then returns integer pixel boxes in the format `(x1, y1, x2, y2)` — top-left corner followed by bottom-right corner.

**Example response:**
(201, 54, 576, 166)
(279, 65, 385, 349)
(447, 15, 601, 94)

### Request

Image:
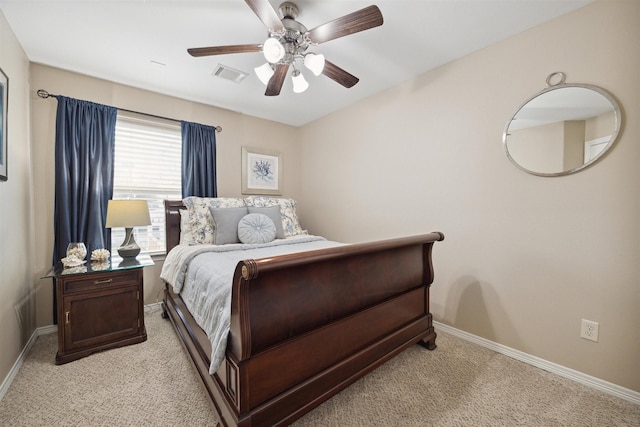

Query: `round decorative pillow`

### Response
(237, 213, 277, 244)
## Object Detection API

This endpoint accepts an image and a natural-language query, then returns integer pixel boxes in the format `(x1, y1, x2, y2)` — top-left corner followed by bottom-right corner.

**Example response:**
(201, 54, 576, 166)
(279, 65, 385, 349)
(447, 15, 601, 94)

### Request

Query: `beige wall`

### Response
(509, 121, 565, 173)
(563, 120, 585, 170)
(586, 110, 615, 141)
(29, 65, 301, 327)
(298, 0, 639, 392)
(0, 10, 35, 385)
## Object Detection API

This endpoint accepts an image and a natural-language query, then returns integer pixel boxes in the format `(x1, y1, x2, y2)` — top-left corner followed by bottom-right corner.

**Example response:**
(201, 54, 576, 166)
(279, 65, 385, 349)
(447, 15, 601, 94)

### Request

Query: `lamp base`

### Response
(117, 245, 140, 259)
(117, 227, 141, 258)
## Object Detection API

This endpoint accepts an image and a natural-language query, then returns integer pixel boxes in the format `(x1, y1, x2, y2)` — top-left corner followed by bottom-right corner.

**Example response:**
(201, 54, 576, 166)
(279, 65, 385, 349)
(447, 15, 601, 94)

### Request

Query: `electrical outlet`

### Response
(580, 319, 599, 342)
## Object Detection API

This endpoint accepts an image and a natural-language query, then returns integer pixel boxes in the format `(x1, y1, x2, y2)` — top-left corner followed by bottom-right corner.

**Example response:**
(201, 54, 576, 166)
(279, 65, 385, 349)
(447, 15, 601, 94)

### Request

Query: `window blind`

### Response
(111, 112, 182, 255)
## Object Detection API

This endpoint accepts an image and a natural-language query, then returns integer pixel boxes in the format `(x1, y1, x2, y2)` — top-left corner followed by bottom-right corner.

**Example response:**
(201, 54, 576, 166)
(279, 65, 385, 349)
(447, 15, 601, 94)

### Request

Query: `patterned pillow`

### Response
(237, 214, 276, 244)
(244, 196, 307, 237)
(179, 209, 195, 245)
(183, 197, 246, 244)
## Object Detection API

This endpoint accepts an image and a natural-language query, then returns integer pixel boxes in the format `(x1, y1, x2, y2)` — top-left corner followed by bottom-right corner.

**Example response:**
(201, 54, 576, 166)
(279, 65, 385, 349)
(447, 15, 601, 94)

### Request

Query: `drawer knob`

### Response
(94, 278, 113, 285)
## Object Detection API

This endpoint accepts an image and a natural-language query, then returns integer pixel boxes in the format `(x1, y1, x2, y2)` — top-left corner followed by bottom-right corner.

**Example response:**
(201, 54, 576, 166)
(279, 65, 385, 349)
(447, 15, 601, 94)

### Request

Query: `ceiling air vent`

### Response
(211, 64, 248, 83)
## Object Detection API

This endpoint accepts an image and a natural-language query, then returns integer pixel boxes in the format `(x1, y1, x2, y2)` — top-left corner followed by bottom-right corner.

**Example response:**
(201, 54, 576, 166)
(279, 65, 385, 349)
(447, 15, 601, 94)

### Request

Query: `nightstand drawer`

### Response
(63, 269, 139, 294)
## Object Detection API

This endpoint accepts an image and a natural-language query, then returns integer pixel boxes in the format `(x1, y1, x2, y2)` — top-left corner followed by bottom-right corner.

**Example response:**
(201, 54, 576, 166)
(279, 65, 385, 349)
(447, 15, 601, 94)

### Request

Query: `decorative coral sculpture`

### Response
(91, 248, 111, 261)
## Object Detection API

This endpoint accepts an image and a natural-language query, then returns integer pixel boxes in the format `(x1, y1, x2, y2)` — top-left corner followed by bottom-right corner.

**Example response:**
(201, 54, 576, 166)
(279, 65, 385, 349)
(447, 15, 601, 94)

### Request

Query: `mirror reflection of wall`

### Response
(503, 75, 621, 177)
(584, 111, 615, 162)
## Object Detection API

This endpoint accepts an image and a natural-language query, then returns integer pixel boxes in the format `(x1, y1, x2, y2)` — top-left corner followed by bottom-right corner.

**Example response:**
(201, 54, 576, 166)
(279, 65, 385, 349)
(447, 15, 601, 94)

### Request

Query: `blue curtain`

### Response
(53, 96, 117, 264)
(181, 121, 217, 198)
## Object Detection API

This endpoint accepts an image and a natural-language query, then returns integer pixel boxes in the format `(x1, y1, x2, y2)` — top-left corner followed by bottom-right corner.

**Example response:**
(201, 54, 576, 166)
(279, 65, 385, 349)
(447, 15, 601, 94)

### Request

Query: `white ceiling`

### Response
(0, 0, 594, 127)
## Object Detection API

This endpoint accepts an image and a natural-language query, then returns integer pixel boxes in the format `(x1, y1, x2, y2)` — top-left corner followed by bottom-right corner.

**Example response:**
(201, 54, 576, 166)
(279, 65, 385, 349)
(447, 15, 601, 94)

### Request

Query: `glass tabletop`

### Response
(42, 254, 154, 278)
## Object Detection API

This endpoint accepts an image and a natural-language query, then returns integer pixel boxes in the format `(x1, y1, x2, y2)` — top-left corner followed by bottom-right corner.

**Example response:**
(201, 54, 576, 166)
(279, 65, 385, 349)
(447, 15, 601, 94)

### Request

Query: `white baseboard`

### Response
(0, 324, 56, 401)
(434, 321, 640, 405)
(144, 302, 163, 313)
(0, 302, 164, 401)
(37, 325, 58, 335)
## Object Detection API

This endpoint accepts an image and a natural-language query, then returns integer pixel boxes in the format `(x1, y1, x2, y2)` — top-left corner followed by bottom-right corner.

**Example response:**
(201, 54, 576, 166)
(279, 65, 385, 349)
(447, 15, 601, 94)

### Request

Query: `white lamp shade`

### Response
(304, 53, 325, 76)
(292, 71, 309, 93)
(254, 63, 274, 85)
(263, 37, 285, 63)
(105, 200, 151, 228)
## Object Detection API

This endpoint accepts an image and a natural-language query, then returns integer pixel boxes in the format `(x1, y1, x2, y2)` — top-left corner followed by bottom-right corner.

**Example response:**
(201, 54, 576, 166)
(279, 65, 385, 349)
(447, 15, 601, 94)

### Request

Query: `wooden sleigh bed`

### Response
(161, 200, 444, 426)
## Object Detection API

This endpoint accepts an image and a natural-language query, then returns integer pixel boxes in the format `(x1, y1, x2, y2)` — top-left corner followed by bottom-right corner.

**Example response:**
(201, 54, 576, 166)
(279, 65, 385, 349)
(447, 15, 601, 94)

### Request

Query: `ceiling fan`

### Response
(187, 0, 384, 96)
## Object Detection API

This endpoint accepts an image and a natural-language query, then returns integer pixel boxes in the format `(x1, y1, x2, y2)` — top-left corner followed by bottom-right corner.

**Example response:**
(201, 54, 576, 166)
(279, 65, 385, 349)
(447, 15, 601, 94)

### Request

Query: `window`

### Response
(111, 112, 182, 255)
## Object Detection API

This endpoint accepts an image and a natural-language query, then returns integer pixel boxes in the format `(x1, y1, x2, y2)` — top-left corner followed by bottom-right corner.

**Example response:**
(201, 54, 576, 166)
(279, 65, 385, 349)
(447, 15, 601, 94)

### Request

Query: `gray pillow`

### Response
(248, 205, 285, 239)
(209, 206, 248, 245)
(238, 214, 277, 244)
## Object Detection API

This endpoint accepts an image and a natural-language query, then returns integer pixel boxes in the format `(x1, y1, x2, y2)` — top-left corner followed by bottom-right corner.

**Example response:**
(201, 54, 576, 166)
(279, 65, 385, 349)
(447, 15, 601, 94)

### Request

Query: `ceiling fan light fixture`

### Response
(292, 69, 309, 93)
(254, 63, 274, 85)
(304, 53, 325, 76)
(187, 1, 384, 97)
(263, 37, 285, 63)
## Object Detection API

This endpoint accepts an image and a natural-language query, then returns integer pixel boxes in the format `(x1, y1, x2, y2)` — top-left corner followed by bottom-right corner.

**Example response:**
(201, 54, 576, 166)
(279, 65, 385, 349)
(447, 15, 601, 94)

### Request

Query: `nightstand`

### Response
(42, 254, 154, 364)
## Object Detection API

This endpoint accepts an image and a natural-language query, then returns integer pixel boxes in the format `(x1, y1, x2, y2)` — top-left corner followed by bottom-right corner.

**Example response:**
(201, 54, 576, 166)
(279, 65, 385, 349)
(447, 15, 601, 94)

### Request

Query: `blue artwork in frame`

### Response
(241, 146, 282, 195)
(0, 67, 7, 181)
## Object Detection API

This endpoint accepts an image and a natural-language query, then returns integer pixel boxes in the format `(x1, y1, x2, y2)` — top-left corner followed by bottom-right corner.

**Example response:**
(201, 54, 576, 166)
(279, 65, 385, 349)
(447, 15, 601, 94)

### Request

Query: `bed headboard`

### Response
(164, 200, 185, 253)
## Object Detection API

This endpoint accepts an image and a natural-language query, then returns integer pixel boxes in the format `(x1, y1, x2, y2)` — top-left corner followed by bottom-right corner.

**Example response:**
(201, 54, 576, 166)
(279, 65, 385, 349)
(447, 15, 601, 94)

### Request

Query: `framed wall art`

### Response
(241, 146, 282, 195)
(0, 67, 7, 181)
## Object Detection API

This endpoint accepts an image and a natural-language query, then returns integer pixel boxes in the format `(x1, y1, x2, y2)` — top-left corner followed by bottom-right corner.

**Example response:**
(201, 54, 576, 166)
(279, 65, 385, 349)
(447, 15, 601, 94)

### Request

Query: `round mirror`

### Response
(503, 74, 621, 177)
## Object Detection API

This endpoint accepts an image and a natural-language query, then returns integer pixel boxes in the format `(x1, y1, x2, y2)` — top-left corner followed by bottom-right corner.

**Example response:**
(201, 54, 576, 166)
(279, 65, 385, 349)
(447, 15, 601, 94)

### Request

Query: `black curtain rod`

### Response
(36, 89, 222, 133)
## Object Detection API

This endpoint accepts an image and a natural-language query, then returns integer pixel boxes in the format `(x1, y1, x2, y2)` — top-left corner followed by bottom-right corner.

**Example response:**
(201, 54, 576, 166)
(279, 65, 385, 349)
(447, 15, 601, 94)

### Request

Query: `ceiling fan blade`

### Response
(307, 5, 383, 44)
(322, 60, 359, 88)
(265, 64, 289, 96)
(188, 44, 262, 57)
(245, 0, 285, 33)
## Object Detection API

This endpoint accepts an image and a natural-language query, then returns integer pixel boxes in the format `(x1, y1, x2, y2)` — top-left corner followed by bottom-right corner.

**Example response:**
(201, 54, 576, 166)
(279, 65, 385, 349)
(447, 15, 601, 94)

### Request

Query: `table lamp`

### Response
(105, 200, 151, 258)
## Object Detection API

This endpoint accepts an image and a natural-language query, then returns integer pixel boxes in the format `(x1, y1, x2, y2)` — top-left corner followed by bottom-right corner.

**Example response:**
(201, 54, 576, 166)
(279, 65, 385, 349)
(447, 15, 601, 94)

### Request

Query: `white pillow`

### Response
(237, 214, 277, 244)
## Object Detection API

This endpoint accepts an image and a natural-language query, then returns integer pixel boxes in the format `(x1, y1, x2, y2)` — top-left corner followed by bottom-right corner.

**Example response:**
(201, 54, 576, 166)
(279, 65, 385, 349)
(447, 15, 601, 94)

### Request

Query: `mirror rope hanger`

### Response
(36, 89, 222, 133)
(503, 72, 622, 177)
(545, 71, 566, 87)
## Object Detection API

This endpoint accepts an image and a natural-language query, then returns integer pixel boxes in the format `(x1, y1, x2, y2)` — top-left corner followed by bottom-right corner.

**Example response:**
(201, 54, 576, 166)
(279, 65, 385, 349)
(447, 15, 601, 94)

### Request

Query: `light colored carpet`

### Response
(1, 306, 638, 426)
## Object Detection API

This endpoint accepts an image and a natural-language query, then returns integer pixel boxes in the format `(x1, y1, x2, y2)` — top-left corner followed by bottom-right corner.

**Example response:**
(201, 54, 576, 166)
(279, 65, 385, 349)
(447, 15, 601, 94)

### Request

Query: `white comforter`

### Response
(160, 236, 344, 373)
